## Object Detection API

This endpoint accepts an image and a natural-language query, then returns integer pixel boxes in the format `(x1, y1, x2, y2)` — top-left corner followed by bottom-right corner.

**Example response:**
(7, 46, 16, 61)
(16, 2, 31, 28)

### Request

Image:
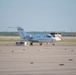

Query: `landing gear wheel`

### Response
(30, 42, 33, 45)
(53, 43, 55, 46)
(40, 43, 42, 46)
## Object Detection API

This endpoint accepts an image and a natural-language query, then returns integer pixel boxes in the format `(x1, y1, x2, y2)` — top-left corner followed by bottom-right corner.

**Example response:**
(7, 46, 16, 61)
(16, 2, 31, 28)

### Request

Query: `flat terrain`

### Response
(0, 37, 76, 75)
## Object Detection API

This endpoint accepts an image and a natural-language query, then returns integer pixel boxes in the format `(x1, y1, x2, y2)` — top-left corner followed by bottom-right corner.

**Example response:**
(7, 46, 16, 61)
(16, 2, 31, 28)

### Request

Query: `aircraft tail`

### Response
(17, 27, 28, 40)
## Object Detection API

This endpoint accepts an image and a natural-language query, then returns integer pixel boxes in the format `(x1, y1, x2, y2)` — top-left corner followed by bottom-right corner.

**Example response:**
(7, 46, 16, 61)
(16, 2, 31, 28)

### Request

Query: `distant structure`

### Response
(50, 32, 62, 41)
(50, 33, 61, 38)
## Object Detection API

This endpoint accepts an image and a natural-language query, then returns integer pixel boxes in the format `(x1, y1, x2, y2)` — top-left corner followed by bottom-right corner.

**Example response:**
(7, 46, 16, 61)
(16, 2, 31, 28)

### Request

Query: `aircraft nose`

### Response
(53, 38, 57, 42)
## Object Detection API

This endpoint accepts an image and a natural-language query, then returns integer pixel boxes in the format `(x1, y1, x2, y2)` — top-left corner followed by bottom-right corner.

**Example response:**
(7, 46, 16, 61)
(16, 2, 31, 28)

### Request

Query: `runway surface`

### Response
(0, 44, 76, 75)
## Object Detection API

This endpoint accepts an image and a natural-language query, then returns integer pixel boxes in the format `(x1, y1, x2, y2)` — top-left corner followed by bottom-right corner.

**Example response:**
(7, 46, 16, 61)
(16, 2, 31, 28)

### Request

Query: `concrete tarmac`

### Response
(0, 44, 76, 75)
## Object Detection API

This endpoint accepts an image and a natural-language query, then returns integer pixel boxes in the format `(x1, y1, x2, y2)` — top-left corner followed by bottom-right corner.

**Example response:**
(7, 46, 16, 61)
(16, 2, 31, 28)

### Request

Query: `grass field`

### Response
(0, 36, 76, 45)
(57, 37, 76, 45)
(0, 36, 20, 44)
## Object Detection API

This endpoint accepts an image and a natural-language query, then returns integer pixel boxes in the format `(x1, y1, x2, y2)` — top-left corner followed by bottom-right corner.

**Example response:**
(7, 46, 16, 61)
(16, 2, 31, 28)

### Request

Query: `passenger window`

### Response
(23, 37, 25, 39)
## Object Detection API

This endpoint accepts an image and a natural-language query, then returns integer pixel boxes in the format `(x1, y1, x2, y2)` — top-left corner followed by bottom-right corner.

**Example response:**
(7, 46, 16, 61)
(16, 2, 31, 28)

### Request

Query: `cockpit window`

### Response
(46, 35, 51, 38)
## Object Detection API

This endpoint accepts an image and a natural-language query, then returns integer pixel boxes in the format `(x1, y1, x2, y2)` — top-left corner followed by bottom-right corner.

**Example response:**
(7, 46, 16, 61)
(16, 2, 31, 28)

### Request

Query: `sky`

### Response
(0, 0, 76, 32)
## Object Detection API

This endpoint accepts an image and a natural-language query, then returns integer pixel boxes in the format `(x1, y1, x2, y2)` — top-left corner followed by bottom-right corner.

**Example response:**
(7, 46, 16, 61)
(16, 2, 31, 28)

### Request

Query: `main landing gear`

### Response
(30, 42, 33, 45)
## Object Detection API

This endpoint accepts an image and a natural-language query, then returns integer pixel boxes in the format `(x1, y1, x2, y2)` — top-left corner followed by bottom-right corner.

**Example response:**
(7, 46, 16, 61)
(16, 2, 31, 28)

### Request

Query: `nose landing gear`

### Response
(40, 43, 42, 46)
(53, 43, 55, 46)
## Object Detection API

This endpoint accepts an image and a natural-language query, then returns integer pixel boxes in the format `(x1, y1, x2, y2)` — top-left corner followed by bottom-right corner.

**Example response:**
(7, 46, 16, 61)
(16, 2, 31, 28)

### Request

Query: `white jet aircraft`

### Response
(17, 27, 61, 45)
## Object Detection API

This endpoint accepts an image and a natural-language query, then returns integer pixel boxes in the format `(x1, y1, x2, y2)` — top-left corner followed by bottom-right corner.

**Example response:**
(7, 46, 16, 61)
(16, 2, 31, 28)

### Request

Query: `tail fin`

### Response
(17, 27, 28, 40)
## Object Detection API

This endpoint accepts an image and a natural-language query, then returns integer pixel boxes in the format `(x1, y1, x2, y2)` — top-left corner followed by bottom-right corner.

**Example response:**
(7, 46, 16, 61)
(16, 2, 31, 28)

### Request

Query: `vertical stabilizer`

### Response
(17, 27, 28, 40)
